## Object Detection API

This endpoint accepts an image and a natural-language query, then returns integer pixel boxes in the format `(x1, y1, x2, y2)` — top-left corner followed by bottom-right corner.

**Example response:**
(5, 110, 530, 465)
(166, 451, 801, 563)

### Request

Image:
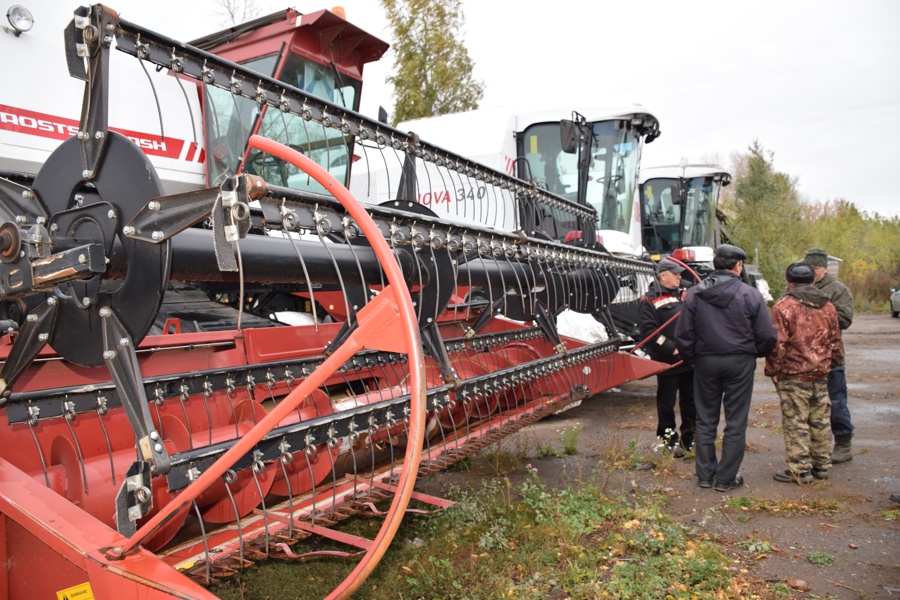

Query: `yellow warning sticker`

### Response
(56, 582, 95, 600)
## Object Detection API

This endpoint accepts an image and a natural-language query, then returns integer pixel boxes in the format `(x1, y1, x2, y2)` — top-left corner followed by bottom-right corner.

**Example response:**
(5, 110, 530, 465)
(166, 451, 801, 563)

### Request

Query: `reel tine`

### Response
(250, 460, 270, 554)
(61, 400, 89, 494)
(95, 395, 116, 486)
(302, 449, 321, 525)
(26, 410, 50, 488)
(191, 500, 213, 585)
(277, 452, 295, 539)
(223, 470, 245, 563)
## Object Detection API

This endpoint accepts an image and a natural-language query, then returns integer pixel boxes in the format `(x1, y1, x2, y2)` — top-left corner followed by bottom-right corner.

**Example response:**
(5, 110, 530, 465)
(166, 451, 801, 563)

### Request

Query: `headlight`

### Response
(6, 5, 34, 34)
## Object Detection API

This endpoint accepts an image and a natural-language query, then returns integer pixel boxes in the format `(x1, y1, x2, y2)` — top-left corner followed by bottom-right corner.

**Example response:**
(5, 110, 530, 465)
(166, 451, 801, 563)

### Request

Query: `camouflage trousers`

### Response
(775, 379, 832, 473)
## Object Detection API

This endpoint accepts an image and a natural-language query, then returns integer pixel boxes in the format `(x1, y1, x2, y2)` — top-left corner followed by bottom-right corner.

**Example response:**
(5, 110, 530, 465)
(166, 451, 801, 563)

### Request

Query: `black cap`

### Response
(786, 262, 815, 284)
(715, 244, 747, 261)
(657, 258, 685, 274)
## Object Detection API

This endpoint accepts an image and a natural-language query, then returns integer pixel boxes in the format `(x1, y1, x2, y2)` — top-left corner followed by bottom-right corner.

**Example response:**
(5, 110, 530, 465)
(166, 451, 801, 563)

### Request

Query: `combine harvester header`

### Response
(0, 3, 668, 598)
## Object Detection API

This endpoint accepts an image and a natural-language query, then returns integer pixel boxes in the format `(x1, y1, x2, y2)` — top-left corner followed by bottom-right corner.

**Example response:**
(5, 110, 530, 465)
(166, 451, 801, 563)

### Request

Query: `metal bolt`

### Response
(37, 333, 48, 342)
(99, 307, 111, 317)
(77, 131, 88, 140)
(82, 170, 93, 179)
(102, 350, 115, 360)
(107, 209, 115, 219)
(105, 23, 114, 33)
(78, 254, 87, 264)
(102, 35, 112, 45)
(151, 231, 163, 241)
(122, 225, 135, 236)
(148, 201, 160, 211)
(21, 190, 33, 199)
(26, 314, 37, 322)
(153, 443, 163, 453)
(49, 223, 58, 233)
(47, 297, 57, 306)
(82, 297, 91, 307)
(149, 431, 160, 441)
(14, 215, 25, 224)
(119, 337, 129, 347)
(94, 131, 104, 140)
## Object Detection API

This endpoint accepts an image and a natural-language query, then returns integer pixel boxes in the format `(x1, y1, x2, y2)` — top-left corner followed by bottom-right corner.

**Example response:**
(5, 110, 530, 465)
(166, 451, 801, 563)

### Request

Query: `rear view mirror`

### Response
(560, 120, 578, 154)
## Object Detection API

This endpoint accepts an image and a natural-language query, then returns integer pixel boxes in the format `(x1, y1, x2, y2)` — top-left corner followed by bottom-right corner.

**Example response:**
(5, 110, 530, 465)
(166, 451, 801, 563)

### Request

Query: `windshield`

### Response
(641, 177, 682, 254)
(518, 120, 641, 238)
(205, 52, 361, 192)
(584, 121, 640, 234)
(681, 177, 718, 247)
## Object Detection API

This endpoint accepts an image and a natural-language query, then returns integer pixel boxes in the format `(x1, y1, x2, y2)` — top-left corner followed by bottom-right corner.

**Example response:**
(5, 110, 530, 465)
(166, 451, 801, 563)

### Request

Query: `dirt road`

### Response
(424, 314, 900, 598)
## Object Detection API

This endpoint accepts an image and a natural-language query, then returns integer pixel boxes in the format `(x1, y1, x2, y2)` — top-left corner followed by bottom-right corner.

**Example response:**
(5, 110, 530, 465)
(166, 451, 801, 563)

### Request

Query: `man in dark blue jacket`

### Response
(639, 258, 695, 458)
(674, 244, 777, 492)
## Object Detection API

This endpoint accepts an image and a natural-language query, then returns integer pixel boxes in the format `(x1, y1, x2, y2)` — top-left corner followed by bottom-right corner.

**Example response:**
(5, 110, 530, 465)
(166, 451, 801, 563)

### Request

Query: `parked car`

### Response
(891, 287, 900, 318)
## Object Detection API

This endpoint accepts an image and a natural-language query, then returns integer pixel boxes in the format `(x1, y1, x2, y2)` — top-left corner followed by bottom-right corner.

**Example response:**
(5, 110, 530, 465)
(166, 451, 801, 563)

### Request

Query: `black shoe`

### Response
(773, 469, 813, 484)
(672, 446, 686, 458)
(698, 479, 713, 489)
(714, 475, 744, 492)
(811, 468, 829, 480)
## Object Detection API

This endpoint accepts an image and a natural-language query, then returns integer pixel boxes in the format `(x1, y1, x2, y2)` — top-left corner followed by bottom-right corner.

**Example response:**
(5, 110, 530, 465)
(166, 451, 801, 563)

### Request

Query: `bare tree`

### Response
(212, 0, 264, 28)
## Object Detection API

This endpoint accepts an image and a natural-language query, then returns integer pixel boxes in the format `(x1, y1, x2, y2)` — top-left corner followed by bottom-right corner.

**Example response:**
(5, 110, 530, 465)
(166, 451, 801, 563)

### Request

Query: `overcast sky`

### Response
(47, 0, 900, 217)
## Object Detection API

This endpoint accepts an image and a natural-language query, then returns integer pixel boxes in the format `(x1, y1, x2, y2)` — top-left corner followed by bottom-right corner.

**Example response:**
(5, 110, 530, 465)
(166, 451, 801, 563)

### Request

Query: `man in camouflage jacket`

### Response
(804, 247, 855, 463)
(765, 263, 844, 483)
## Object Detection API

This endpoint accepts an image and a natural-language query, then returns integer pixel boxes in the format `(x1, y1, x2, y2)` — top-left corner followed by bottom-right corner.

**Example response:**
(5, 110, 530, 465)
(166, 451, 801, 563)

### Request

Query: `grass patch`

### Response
(882, 508, 900, 521)
(212, 464, 771, 600)
(808, 551, 836, 567)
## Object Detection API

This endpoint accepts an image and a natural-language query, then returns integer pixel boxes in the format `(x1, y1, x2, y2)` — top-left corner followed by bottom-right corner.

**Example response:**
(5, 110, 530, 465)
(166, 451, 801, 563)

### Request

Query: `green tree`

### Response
(723, 141, 808, 300)
(381, 0, 484, 126)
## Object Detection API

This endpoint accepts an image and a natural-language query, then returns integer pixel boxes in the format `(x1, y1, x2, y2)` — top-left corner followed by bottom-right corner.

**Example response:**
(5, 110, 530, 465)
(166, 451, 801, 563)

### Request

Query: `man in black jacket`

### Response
(675, 245, 777, 492)
(639, 258, 695, 458)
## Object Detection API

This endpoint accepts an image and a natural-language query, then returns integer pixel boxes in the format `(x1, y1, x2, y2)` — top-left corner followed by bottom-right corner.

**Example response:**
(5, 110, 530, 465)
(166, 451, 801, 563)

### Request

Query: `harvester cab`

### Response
(639, 164, 773, 300)
(639, 164, 732, 277)
(0, 4, 671, 599)
(362, 106, 661, 258)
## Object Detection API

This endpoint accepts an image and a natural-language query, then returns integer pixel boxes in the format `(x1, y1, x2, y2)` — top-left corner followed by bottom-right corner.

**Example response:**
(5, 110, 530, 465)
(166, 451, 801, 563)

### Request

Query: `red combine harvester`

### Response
(0, 4, 667, 598)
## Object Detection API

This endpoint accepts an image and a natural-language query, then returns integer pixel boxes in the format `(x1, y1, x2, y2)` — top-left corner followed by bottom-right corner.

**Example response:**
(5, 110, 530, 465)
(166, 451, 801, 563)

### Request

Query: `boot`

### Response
(831, 434, 853, 464)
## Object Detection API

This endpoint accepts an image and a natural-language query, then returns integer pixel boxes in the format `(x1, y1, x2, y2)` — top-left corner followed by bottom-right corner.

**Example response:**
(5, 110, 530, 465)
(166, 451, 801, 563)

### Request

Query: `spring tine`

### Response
(172, 62, 198, 148)
(314, 207, 353, 322)
(137, 57, 165, 140)
(223, 470, 245, 563)
(250, 454, 270, 554)
(284, 227, 319, 329)
(26, 410, 50, 488)
(96, 395, 116, 486)
(62, 401, 89, 495)
(302, 448, 319, 525)
(224, 383, 240, 438)
(278, 452, 295, 539)
(175, 387, 194, 449)
(191, 500, 212, 585)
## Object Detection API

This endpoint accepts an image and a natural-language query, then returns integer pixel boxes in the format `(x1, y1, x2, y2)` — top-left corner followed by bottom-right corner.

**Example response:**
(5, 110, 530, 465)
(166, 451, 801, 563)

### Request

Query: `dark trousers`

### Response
(693, 353, 757, 484)
(656, 369, 696, 448)
(827, 366, 854, 438)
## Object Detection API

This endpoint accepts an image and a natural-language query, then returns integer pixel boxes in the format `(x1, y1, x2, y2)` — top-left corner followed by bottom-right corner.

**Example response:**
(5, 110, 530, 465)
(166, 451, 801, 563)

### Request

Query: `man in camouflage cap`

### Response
(766, 263, 843, 483)
(803, 248, 855, 463)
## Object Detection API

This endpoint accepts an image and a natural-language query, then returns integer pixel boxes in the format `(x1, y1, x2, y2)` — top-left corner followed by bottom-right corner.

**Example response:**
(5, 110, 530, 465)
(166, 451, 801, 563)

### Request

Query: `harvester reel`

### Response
(31, 132, 171, 366)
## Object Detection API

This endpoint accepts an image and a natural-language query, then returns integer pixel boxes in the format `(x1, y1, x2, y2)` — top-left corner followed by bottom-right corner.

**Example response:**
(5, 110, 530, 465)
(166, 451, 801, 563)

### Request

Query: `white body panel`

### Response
(0, 1, 206, 193)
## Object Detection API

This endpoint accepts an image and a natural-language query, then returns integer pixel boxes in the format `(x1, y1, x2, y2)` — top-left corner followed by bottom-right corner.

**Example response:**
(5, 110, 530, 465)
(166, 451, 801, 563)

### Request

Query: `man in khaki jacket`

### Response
(803, 248, 854, 463)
